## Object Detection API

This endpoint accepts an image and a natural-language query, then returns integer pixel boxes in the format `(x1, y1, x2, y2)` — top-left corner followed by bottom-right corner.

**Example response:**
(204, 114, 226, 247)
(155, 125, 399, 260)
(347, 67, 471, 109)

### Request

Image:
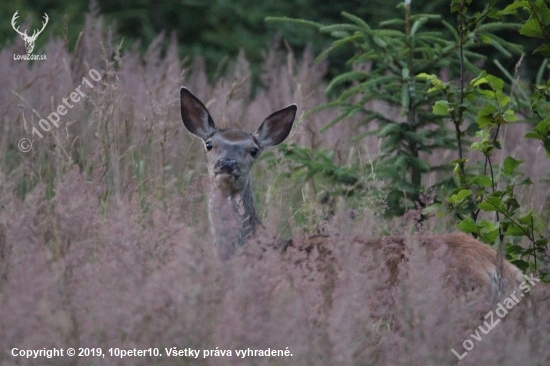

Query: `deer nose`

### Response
(216, 159, 239, 174)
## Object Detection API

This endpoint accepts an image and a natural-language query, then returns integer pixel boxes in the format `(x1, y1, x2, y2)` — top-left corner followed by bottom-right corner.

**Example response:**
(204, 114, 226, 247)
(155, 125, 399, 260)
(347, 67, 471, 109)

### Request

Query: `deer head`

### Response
(180, 87, 297, 197)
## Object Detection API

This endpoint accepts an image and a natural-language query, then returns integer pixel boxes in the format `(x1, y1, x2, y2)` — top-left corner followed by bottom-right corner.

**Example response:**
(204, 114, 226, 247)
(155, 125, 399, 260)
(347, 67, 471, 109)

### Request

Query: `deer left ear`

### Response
(180, 87, 217, 141)
(254, 104, 297, 149)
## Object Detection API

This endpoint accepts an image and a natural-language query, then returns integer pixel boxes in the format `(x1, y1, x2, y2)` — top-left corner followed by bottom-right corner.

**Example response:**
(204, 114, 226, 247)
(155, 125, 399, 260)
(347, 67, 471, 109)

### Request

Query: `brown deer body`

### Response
(180, 87, 522, 293)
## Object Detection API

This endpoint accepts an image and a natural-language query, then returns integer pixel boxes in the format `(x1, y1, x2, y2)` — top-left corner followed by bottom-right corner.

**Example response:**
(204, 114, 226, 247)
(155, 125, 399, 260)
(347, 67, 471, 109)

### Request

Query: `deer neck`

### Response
(207, 176, 261, 259)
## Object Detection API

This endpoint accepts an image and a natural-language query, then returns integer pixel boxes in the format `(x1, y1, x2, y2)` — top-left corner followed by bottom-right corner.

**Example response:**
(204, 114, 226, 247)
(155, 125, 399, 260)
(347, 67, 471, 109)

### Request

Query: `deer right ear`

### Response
(254, 104, 297, 149)
(180, 87, 217, 141)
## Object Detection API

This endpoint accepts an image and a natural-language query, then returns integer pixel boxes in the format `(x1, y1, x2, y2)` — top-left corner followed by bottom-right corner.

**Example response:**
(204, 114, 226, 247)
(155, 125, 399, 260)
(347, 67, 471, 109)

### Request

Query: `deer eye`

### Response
(250, 148, 259, 157)
(205, 141, 213, 151)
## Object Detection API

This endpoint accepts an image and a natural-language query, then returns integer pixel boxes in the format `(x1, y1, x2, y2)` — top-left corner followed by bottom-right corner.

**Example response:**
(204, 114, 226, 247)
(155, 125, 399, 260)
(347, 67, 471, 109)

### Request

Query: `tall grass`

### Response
(0, 11, 549, 366)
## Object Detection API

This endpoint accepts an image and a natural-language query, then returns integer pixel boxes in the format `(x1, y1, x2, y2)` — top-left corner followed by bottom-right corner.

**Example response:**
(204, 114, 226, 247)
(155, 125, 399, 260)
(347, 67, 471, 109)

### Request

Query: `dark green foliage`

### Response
(265, 143, 386, 232)
(273, 0, 550, 279)
(3, 0, 537, 82)
(0, 0, 375, 80)
(274, 143, 360, 189)
(273, 3, 520, 216)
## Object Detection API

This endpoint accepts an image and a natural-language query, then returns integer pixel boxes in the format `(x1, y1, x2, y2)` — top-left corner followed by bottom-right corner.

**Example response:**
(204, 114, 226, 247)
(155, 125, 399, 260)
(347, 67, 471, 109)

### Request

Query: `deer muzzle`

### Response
(215, 159, 240, 175)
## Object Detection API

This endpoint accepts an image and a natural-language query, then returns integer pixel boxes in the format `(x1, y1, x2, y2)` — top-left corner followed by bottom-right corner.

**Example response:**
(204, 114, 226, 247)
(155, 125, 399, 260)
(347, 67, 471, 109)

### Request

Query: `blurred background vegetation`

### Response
(1, 0, 541, 82)
(2, 0, 549, 273)
(3, 1, 550, 358)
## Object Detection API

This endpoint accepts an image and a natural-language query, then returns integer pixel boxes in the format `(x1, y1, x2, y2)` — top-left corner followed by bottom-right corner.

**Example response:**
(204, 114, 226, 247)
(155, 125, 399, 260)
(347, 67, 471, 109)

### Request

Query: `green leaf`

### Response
(510, 259, 529, 271)
(457, 218, 480, 234)
(525, 131, 541, 139)
(533, 44, 550, 57)
(534, 119, 550, 134)
(503, 109, 518, 122)
(500, 1, 529, 15)
(450, 189, 472, 205)
(519, 18, 544, 38)
(485, 74, 504, 90)
(506, 224, 527, 236)
(468, 175, 492, 187)
(503, 156, 523, 176)
(422, 204, 441, 216)
(477, 89, 495, 99)
(450, 158, 468, 165)
(506, 244, 526, 255)
(478, 196, 506, 212)
(480, 229, 499, 244)
(518, 212, 534, 225)
(416, 72, 433, 79)
(519, 177, 533, 185)
(496, 91, 511, 107)
(478, 104, 498, 116)
(433, 100, 450, 115)
(479, 34, 491, 44)
(472, 77, 488, 87)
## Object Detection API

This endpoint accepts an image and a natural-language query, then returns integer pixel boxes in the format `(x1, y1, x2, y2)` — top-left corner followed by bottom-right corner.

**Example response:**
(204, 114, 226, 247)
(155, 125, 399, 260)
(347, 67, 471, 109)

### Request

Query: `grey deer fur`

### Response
(180, 87, 297, 259)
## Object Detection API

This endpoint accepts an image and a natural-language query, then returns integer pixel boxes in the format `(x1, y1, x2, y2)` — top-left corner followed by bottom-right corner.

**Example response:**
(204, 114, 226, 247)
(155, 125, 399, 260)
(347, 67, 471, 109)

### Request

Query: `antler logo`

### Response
(11, 11, 49, 54)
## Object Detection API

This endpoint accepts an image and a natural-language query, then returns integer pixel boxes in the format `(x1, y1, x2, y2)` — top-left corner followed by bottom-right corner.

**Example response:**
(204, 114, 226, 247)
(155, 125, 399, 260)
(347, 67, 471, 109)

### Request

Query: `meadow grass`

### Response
(1, 12, 549, 366)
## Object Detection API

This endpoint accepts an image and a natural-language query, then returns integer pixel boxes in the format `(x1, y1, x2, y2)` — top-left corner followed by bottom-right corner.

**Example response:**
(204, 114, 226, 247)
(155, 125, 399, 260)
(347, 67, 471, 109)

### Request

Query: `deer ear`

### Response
(180, 87, 217, 141)
(254, 104, 297, 149)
